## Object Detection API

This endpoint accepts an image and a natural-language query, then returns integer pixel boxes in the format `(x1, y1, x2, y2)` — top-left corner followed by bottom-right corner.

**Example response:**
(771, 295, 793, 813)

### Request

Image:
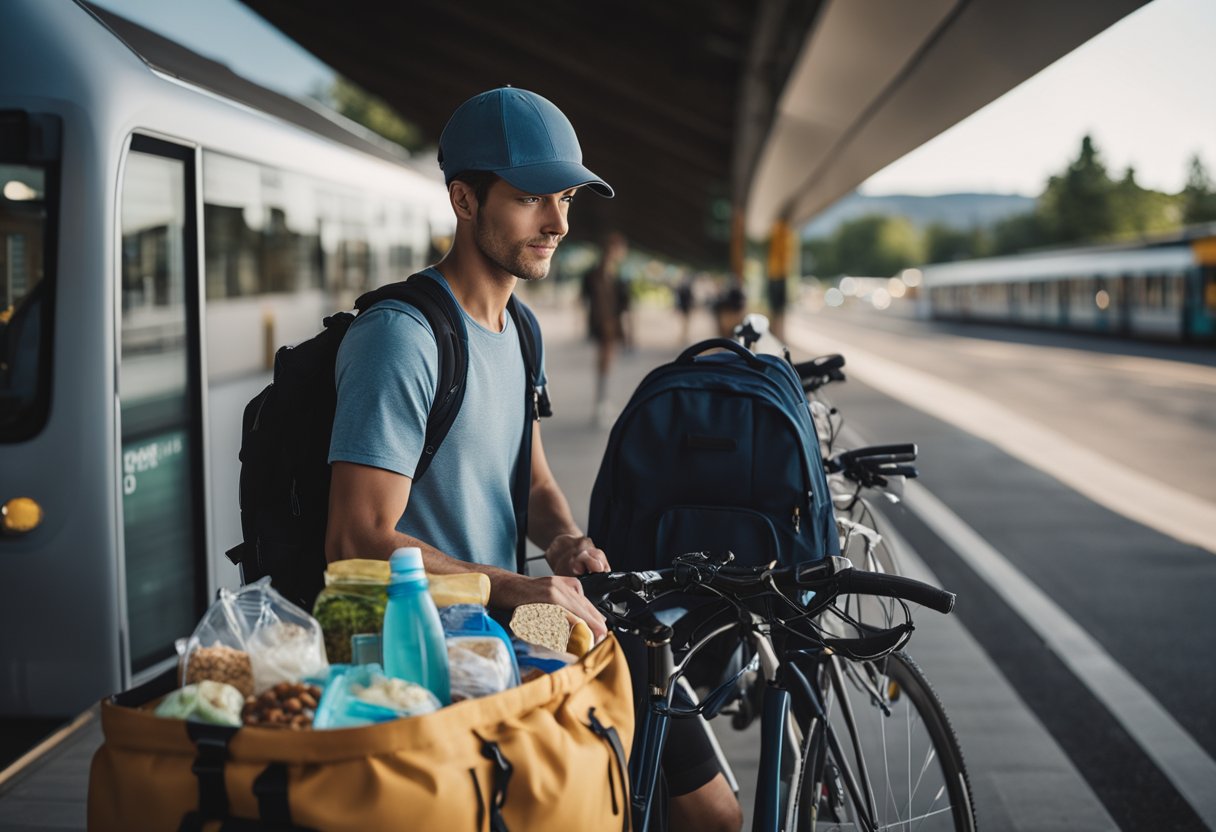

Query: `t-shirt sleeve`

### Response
(328, 306, 437, 478)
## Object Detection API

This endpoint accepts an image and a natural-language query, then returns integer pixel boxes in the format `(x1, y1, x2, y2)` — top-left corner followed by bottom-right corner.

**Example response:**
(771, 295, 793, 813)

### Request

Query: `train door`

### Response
(1190, 235, 1216, 340)
(117, 135, 208, 681)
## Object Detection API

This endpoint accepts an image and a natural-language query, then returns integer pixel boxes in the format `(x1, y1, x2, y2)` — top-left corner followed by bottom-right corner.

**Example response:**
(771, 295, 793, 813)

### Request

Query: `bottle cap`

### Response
(389, 547, 427, 584)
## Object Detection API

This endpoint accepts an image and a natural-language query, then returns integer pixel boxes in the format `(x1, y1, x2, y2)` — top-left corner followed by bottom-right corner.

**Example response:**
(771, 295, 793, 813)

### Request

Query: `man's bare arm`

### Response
(526, 423, 610, 576)
(326, 460, 606, 637)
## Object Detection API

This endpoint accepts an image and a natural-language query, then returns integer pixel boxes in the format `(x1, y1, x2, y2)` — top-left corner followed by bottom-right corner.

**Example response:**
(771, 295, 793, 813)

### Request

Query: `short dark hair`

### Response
(449, 170, 500, 205)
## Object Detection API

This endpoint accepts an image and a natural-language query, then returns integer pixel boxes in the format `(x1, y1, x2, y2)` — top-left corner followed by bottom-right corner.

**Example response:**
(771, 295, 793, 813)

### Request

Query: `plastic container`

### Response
(312, 663, 440, 729)
(381, 548, 450, 705)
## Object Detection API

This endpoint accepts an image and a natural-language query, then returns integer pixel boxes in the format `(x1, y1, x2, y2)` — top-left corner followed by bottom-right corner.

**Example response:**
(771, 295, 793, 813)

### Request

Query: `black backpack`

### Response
(225, 273, 550, 610)
(587, 339, 838, 571)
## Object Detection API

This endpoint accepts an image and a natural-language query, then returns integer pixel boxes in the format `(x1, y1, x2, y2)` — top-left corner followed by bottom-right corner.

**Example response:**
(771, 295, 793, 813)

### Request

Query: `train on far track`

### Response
(919, 226, 1216, 342)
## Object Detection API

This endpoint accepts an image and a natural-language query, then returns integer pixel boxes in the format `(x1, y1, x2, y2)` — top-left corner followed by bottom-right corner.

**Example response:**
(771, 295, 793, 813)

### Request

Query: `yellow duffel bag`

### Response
(88, 636, 632, 832)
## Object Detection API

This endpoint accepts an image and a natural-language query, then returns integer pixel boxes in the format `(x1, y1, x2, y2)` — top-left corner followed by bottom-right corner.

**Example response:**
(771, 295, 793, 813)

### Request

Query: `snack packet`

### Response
(154, 681, 245, 727)
(447, 636, 516, 701)
(440, 605, 519, 682)
(513, 638, 577, 682)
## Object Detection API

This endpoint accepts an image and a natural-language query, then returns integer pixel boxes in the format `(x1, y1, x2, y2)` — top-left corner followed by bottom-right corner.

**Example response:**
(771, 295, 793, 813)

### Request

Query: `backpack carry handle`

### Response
(676, 338, 768, 371)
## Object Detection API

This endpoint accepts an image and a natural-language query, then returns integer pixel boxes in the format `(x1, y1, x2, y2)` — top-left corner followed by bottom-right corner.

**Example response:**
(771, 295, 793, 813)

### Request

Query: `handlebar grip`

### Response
(838, 443, 917, 463)
(579, 571, 643, 603)
(834, 570, 956, 614)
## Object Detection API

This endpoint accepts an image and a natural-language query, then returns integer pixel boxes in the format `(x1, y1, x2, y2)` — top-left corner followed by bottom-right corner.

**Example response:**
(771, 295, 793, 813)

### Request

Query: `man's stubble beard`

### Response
(474, 215, 554, 282)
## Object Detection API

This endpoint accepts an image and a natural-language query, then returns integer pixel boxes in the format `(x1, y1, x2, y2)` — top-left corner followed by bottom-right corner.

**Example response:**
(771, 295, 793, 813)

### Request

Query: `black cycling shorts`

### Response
(618, 632, 725, 797)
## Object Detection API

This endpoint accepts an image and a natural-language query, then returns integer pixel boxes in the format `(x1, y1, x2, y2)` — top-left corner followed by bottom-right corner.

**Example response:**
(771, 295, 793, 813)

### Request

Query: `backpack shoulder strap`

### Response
(354, 274, 468, 482)
(506, 295, 552, 418)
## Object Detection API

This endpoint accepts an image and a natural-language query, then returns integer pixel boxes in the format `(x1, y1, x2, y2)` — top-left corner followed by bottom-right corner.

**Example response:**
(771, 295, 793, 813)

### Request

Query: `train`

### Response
(0, 0, 454, 715)
(919, 227, 1216, 342)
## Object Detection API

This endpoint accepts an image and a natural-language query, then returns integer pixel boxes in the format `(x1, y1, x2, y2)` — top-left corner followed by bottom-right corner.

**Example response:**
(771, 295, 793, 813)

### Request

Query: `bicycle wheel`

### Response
(792, 651, 976, 832)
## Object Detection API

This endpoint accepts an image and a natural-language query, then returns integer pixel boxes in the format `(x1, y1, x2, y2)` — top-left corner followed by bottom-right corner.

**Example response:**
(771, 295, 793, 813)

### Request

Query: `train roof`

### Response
(80, 1, 435, 178)
(922, 231, 1208, 288)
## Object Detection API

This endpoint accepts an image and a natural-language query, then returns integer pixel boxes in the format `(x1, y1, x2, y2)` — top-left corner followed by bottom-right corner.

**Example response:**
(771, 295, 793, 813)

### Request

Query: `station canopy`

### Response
(242, 0, 1147, 267)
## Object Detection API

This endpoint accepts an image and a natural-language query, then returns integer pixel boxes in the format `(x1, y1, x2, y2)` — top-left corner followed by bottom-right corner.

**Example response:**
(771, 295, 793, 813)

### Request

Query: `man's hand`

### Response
(545, 533, 611, 577)
(492, 573, 608, 642)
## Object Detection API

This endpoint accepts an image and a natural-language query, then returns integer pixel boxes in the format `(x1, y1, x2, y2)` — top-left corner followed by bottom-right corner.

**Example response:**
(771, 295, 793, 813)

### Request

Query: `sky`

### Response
(95, 0, 1216, 198)
(860, 0, 1216, 196)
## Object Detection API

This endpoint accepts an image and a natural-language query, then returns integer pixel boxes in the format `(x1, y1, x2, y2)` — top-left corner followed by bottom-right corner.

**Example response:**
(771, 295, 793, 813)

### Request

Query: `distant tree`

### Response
(1110, 166, 1180, 237)
(924, 223, 988, 263)
(325, 76, 425, 152)
(1182, 154, 1216, 224)
(1038, 134, 1116, 244)
(803, 238, 838, 277)
(989, 211, 1049, 256)
(816, 214, 923, 276)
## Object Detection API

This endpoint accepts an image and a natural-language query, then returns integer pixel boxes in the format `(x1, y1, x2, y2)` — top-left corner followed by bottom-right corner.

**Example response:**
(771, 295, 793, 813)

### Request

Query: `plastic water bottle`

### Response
(381, 548, 450, 705)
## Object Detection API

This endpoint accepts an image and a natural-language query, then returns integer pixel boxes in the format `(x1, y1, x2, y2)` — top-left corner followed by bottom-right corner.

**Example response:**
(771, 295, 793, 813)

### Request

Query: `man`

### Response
(325, 87, 741, 832)
(581, 230, 629, 427)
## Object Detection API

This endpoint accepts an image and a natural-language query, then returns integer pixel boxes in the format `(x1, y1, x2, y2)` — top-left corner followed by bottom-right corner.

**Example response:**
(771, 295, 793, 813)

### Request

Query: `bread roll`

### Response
(509, 603, 573, 653)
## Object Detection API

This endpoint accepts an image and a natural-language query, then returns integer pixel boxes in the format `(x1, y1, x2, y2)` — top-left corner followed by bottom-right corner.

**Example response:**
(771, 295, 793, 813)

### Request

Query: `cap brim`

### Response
(495, 161, 614, 198)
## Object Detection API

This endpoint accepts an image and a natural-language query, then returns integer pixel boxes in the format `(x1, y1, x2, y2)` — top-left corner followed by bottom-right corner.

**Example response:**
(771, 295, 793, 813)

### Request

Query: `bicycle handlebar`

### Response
(795, 354, 846, 392)
(832, 569, 955, 614)
(580, 556, 955, 617)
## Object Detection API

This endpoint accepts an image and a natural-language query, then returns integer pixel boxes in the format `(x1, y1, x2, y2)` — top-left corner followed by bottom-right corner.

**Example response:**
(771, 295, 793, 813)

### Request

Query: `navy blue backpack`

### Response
(588, 339, 839, 571)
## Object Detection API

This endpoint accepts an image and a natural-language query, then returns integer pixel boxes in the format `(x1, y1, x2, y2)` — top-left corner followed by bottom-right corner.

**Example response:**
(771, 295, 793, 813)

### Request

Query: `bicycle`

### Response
(581, 551, 977, 832)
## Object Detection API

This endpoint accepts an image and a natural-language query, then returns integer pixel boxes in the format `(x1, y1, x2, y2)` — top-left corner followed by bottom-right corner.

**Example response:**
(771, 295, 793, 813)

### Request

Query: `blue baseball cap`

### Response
(438, 87, 614, 198)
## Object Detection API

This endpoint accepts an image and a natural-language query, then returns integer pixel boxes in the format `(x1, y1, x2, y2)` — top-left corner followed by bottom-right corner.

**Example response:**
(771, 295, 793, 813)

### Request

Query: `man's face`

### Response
(472, 180, 576, 281)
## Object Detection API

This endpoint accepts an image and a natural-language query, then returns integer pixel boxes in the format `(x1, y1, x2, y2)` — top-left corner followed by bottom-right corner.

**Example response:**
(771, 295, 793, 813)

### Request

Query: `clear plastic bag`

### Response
(312, 664, 440, 729)
(181, 577, 328, 696)
(447, 636, 516, 701)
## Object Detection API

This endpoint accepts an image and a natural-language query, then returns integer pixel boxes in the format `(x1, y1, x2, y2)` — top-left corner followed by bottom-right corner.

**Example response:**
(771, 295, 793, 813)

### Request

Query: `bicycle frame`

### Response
(629, 624, 798, 832)
(628, 616, 902, 832)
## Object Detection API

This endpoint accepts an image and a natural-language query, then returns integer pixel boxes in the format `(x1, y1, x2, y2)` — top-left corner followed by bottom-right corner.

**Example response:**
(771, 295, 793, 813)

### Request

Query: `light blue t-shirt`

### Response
(328, 269, 544, 571)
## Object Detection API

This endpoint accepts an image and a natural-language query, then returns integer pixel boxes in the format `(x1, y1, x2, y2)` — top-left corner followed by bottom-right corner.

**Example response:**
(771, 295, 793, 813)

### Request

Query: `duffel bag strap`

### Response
(253, 763, 294, 826)
(479, 739, 514, 832)
(179, 723, 239, 832)
(588, 708, 631, 832)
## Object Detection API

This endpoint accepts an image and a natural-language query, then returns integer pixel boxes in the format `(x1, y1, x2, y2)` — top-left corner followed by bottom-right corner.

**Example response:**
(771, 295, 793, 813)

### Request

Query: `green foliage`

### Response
(1038, 135, 1116, 243)
(925, 223, 988, 262)
(803, 138, 1213, 270)
(326, 77, 425, 152)
(803, 214, 923, 277)
(1110, 167, 1181, 236)
(989, 212, 1049, 256)
(1182, 154, 1216, 224)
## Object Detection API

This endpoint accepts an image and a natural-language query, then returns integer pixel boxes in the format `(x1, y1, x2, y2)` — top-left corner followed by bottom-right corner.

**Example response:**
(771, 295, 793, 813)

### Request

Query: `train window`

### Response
(203, 152, 323, 298)
(0, 156, 55, 442)
(0, 113, 60, 442)
(119, 138, 206, 674)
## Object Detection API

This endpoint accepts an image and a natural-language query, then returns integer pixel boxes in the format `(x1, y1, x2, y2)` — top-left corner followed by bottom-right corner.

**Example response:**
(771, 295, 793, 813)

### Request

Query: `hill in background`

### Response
(802, 192, 1035, 239)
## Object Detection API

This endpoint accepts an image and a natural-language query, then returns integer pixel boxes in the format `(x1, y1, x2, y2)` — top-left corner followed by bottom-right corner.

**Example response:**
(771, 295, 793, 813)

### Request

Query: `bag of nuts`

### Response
(181, 577, 328, 696)
(242, 681, 323, 730)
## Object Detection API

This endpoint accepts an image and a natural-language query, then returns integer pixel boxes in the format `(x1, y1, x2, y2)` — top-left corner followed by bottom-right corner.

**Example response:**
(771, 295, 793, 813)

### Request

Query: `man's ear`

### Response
(450, 181, 477, 221)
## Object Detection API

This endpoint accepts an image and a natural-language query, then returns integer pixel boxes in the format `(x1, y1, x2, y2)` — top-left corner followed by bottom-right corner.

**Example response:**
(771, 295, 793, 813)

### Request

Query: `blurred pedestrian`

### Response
(674, 272, 694, 346)
(581, 232, 628, 427)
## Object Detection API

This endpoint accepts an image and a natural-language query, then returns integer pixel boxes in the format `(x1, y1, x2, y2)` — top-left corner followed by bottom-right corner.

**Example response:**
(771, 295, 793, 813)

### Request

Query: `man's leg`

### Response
(669, 773, 743, 832)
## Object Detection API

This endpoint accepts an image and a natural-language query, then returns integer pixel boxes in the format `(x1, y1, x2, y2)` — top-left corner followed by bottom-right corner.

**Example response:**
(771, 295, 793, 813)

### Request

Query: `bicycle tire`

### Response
(791, 651, 976, 832)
